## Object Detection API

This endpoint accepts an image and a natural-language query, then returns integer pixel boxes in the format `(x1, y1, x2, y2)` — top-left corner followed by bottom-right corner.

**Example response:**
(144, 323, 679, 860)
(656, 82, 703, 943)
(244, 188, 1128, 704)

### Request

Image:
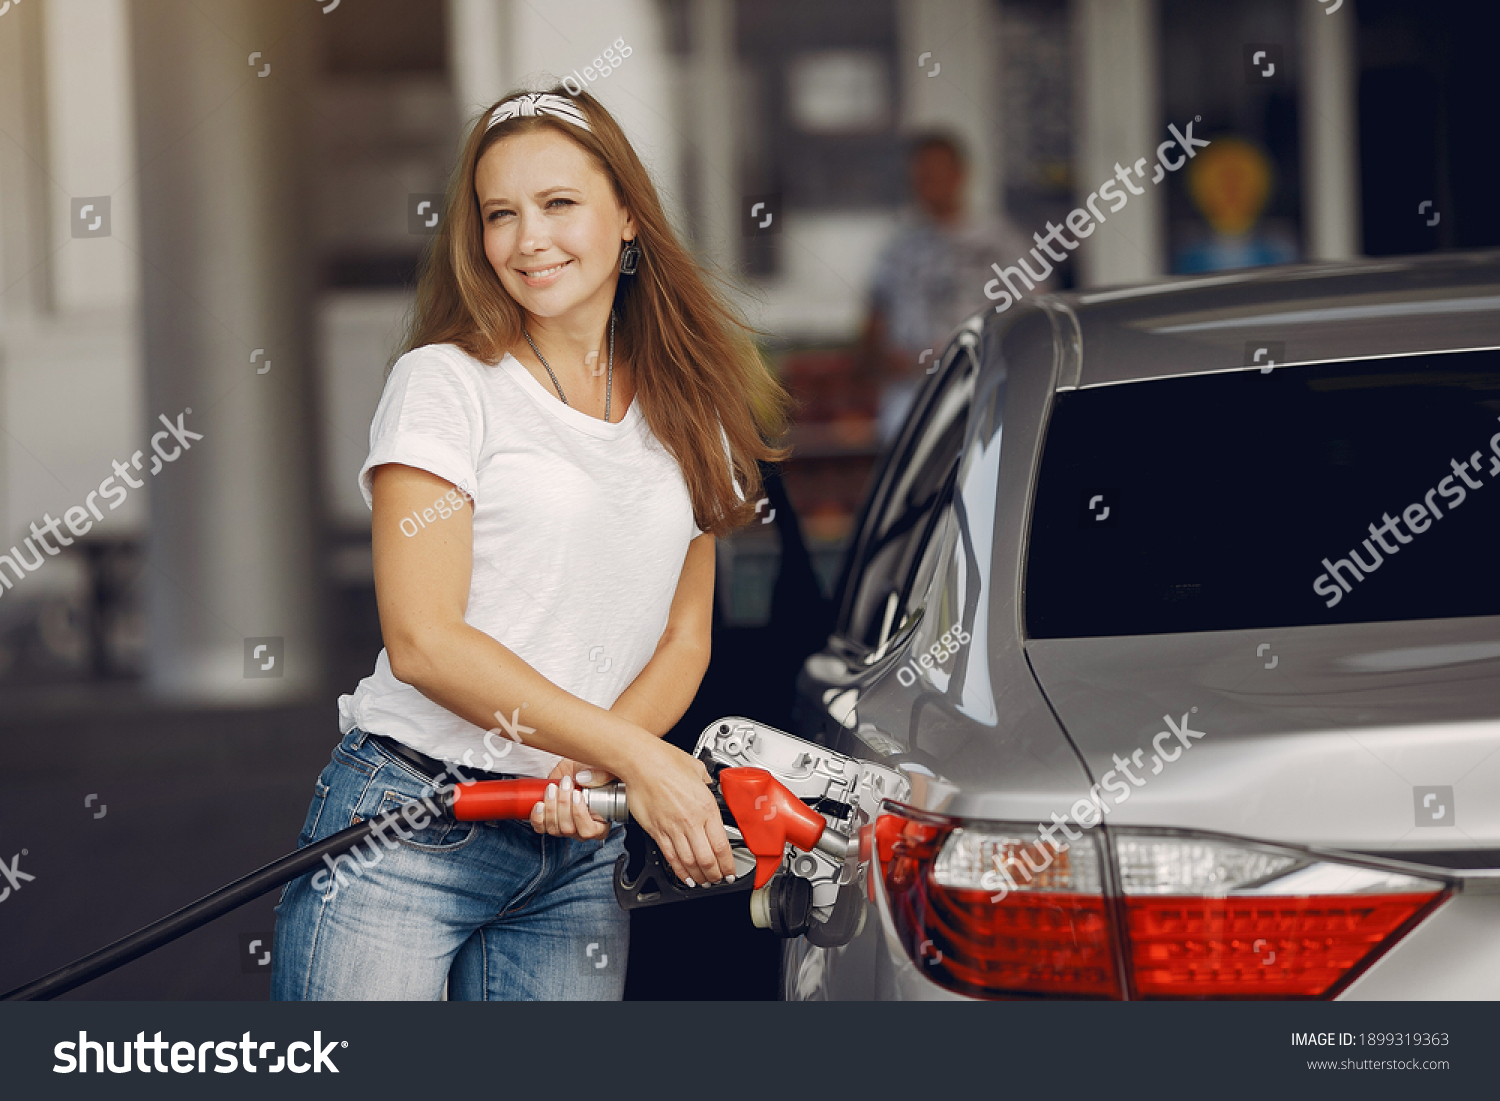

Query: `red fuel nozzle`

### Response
(445, 778, 628, 823)
(717, 767, 828, 888)
(446, 778, 552, 821)
(444, 771, 824, 889)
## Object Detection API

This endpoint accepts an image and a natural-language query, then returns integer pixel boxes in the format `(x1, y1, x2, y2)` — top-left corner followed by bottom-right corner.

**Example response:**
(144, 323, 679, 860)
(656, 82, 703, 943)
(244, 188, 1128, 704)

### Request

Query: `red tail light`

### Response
(876, 809, 1120, 998)
(1116, 836, 1448, 997)
(876, 808, 1450, 1000)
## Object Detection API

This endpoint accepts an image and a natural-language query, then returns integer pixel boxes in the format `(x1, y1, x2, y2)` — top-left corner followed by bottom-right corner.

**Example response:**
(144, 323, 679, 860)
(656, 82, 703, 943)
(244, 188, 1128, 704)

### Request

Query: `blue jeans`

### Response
(271, 727, 629, 1000)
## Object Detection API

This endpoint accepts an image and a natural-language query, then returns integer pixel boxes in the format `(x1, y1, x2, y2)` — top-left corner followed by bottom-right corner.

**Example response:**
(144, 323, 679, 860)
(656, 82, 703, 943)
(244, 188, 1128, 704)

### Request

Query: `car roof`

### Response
(1029, 249, 1500, 390)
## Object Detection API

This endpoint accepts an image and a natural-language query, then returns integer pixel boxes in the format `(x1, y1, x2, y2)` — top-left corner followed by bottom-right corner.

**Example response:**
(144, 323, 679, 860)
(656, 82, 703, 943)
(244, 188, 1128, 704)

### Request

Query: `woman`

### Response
(272, 87, 790, 1000)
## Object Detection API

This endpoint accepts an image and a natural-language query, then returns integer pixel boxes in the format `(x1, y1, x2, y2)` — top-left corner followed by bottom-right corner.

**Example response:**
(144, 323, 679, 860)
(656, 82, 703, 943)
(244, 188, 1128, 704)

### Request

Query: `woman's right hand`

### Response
(618, 736, 737, 887)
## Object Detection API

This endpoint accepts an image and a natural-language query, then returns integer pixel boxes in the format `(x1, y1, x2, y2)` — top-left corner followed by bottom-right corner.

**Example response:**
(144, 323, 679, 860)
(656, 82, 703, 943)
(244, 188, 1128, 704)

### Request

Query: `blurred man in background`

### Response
(857, 130, 1056, 446)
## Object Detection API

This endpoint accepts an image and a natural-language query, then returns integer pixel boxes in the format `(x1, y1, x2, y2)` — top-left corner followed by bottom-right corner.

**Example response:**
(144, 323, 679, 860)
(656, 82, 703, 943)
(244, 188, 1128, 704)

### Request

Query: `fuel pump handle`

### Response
(443, 770, 833, 889)
(445, 778, 629, 823)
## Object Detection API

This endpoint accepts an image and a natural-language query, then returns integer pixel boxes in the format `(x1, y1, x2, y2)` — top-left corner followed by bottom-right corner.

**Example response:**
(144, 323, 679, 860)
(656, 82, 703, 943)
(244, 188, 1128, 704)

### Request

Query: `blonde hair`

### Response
(401, 86, 792, 536)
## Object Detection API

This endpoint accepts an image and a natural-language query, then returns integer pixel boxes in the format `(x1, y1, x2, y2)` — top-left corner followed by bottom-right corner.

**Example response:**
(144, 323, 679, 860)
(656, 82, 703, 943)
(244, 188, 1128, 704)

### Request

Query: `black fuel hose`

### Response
(2, 818, 383, 1002)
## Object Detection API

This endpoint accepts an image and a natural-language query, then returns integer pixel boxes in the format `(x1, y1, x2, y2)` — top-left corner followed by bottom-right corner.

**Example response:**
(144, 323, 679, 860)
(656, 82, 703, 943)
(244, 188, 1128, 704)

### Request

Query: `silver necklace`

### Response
(523, 310, 615, 422)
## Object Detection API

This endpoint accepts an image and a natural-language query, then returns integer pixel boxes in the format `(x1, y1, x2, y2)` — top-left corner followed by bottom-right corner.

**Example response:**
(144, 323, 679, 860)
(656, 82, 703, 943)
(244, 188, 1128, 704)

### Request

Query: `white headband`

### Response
(487, 93, 592, 134)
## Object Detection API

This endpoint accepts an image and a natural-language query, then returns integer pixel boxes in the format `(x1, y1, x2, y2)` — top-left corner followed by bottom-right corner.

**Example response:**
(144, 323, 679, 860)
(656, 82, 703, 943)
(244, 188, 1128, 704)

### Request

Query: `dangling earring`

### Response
(619, 239, 641, 275)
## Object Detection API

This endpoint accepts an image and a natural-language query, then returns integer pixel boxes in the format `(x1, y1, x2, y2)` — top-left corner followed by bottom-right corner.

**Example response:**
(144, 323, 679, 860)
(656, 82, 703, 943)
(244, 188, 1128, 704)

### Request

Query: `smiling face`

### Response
(475, 128, 635, 323)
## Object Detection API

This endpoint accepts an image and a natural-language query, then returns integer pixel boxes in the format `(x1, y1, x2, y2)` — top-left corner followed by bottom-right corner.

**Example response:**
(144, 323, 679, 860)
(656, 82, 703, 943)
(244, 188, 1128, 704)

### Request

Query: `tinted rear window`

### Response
(1026, 348, 1500, 637)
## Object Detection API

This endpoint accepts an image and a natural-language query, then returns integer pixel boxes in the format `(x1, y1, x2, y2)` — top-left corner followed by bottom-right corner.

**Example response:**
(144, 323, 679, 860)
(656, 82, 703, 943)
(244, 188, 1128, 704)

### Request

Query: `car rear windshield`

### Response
(1026, 348, 1500, 637)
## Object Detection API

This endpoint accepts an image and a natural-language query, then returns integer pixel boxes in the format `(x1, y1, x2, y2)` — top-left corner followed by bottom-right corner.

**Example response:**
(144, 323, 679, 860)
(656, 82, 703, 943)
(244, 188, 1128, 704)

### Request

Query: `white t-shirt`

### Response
(337, 342, 740, 778)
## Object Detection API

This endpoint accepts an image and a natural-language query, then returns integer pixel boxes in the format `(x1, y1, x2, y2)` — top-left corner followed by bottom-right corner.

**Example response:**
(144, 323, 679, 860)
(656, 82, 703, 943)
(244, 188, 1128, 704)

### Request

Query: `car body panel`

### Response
(1067, 253, 1500, 389)
(1341, 894, 1500, 999)
(1025, 615, 1500, 849)
(795, 303, 1096, 822)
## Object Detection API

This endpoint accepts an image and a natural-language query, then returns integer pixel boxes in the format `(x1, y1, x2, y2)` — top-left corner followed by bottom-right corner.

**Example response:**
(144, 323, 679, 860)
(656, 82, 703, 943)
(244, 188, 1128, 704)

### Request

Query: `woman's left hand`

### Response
(529, 759, 614, 840)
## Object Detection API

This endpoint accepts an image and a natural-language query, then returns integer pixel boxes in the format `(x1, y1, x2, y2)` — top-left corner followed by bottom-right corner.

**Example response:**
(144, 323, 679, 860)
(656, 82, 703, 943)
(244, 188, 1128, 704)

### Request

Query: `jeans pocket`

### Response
(366, 788, 477, 852)
(296, 776, 331, 848)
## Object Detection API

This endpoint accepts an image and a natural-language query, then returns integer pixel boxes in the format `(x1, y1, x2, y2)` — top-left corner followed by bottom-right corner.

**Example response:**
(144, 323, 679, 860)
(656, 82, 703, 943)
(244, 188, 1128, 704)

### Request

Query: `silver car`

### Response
(785, 251, 1500, 1000)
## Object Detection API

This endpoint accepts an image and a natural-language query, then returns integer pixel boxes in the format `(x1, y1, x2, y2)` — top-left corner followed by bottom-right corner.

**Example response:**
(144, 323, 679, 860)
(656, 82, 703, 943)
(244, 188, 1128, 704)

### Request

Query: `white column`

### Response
(0, 0, 46, 543)
(1069, 0, 1162, 286)
(895, 0, 1002, 220)
(44, 0, 139, 314)
(448, 0, 514, 126)
(687, 0, 736, 267)
(2, 1, 146, 558)
(0, 0, 49, 324)
(1299, 0, 1360, 260)
(130, 0, 322, 701)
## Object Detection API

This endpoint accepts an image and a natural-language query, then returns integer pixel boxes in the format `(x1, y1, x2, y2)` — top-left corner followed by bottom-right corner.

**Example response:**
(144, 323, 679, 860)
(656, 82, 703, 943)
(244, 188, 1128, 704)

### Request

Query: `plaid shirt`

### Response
(869, 210, 1058, 353)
